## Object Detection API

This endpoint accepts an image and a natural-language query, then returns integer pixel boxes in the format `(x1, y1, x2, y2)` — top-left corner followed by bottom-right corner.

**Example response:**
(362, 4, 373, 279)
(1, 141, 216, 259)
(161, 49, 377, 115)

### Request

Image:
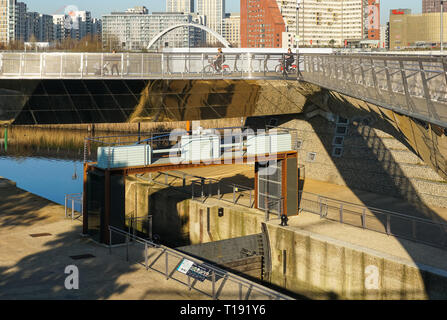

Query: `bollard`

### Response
(212, 271, 216, 300)
(145, 242, 148, 270)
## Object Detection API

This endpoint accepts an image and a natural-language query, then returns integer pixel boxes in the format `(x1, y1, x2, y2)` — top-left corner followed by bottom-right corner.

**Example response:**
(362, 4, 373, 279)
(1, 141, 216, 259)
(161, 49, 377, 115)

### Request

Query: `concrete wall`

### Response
(265, 222, 447, 300)
(124, 176, 265, 247)
(277, 116, 447, 208)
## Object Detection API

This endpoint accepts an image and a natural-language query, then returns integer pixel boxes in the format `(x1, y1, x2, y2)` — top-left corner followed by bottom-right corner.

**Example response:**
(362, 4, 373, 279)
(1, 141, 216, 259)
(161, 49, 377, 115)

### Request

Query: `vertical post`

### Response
(104, 170, 111, 245)
(65, 195, 68, 218)
(101, 53, 104, 77)
(212, 271, 216, 300)
(192, 182, 195, 201)
(249, 190, 253, 208)
(442, 1, 445, 53)
(72, 199, 75, 221)
(239, 283, 243, 300)
(126, 234, 129, 262)
(188, 276, 191, 291)
(80, 53, 84, 78)
(141, 53, 144, 77)
(145, 242, 148, 270)
(218, 181, 221, 199)
(340, 204, 344, 224)
(109, 229, 112, 254)
(386, 214, 391, 235)
(82, 163, 88, 235)
(201, 53, 204, 79)
(40, 53, 43, 78)
(121, 53, 124, 78)
(362, 208, 366, 229)
(165, 251, 169, 280)
(233, 185, 236, 204)
(161, 53, 164, 78)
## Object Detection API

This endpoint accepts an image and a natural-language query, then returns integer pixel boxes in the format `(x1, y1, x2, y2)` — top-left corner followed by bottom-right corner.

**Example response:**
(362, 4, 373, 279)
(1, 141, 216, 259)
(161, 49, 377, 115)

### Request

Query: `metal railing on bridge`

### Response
(298, 53, 447, 128)
(3, 51, 446, 127)
(0, 52, 292, 80)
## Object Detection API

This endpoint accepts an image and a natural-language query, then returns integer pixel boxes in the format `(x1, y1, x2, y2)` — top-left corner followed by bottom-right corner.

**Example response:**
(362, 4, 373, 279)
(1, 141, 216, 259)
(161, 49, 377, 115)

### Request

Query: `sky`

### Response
(25, 0, 422, 24)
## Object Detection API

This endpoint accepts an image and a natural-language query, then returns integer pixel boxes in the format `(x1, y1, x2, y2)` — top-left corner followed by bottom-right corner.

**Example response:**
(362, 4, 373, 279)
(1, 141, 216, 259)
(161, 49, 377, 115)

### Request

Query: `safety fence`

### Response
(108, 225, 293, 300)
(64, 193, 83, 221)
(298, 53, 447, 128)
(299, 191, 447, 249)
(0, 52, 297, 80)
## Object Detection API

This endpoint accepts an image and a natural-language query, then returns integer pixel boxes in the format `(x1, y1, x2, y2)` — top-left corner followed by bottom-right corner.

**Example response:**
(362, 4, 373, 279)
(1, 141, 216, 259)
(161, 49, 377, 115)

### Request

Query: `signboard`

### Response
(392, 10, 404, 15)
(177, 259, 211, 282)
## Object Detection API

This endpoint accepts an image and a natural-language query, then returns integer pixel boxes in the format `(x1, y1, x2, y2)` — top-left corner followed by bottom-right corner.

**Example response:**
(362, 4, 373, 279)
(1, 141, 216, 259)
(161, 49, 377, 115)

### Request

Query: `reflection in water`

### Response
(0, 156, 83, 206)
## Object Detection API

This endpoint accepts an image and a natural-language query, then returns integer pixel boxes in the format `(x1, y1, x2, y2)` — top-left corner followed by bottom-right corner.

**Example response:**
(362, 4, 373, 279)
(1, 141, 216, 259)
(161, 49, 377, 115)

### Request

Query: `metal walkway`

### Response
(0, 51, 446, 127)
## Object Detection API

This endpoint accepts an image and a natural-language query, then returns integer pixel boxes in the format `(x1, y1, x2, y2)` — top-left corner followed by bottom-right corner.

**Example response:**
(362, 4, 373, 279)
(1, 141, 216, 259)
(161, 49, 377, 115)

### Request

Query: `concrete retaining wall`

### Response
(280, 117, 447, 208)
(265, 222, 447, 300)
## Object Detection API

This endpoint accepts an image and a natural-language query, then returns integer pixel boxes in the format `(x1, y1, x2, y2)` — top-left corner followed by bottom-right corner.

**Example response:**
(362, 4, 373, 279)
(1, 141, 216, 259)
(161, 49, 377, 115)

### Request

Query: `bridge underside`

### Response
(0, 78, 446, 180)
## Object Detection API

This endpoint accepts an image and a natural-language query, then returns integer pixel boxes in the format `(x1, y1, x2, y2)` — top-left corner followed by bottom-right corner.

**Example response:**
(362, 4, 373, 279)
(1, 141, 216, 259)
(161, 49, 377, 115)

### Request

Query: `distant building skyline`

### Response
(23, 0, 422, 23)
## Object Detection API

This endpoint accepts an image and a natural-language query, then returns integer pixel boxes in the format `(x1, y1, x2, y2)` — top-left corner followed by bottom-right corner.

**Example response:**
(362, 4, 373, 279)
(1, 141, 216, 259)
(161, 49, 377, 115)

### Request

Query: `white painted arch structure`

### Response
(147, 23, 231, 50)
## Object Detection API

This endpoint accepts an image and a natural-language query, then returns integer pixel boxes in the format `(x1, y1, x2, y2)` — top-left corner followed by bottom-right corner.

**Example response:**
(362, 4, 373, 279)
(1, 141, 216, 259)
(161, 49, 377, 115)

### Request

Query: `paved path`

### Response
(0, 183, 208, 300)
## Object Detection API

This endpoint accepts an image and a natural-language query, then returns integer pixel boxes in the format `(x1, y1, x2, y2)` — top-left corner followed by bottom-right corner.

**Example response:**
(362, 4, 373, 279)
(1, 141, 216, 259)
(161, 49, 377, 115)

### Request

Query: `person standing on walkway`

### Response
(110, 50, 120, 76)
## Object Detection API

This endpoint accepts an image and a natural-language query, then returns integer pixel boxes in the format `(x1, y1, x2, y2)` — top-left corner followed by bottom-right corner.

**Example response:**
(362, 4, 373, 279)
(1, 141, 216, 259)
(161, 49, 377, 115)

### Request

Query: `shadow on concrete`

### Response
(0, 188, 59, 229)
(0, 224, 139, 299)
(246, 109, 447, 299)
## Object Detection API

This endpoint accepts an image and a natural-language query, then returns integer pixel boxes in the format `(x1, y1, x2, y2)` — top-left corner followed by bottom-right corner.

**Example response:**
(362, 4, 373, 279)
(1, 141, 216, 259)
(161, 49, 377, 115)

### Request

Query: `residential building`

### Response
(379, 23, 389, 49)
(222, 13, 240, 47)
(423, 0, 447, 13)
(102, 8, 200, 51)
(197, 0, 225, 44)
(167, 0, 194, 13)
(366, 0, 380, 41)
(0, 0, 27, 44)
(241, 0, 285, 48)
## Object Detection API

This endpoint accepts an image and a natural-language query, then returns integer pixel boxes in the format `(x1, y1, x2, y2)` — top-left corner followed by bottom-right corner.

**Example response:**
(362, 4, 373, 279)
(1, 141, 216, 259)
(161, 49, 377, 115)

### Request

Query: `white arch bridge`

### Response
(147, 23, 231, 50)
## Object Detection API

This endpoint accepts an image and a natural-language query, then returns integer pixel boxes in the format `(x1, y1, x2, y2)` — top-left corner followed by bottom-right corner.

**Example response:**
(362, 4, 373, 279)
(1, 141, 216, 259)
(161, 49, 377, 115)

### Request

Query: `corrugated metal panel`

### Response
(271, 133, 292, 153)
(247, 133, 292, 156)
(247, 135, 270, 155)
(97, 145, 151, 169)
(181, 135, 220, 162)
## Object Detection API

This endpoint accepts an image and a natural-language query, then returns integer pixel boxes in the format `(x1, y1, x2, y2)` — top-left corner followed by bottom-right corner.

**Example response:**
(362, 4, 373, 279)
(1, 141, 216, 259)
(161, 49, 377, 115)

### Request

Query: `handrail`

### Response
(108, 225, 293, 300)
(302, 191, 447, 227)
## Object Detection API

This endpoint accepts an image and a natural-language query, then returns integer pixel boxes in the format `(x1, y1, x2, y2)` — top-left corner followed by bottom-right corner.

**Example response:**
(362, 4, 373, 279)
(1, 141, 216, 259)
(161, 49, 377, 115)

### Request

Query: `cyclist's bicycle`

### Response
(202, 58, 231, 75)
(275, 58, 297, 75)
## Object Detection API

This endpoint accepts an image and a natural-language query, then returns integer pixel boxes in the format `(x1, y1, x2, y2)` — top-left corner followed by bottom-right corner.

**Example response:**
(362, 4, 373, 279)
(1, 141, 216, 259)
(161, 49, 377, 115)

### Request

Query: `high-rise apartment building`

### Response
(197, 0, 225, 44)
(167, 0, 194, 13)
(222, 13, 240, 47)
(301, 0, 365, 47)
(366, 0, 380, 40)
(0, 0, 27, 44)
(241, 0, 285, 48)
(423, 0, 447, 13)
(102, 7, 201, 50)
(242, 0, 370, 48)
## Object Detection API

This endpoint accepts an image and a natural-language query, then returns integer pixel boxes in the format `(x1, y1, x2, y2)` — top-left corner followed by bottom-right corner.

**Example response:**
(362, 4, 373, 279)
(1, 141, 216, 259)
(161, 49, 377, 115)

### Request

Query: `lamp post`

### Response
(296, 0, 301, 49)
(442, 0, 445, 53)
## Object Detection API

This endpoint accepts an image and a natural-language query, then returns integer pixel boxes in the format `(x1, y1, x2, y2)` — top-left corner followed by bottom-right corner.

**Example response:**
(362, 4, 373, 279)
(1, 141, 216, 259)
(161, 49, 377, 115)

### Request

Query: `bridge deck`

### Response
(0, 51, 446, 127)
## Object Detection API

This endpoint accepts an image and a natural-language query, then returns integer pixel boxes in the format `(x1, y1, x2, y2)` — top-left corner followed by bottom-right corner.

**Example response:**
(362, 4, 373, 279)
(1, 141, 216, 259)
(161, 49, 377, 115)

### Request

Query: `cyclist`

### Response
(284, 48, 295, 73)
(213, 48, 224, 72)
